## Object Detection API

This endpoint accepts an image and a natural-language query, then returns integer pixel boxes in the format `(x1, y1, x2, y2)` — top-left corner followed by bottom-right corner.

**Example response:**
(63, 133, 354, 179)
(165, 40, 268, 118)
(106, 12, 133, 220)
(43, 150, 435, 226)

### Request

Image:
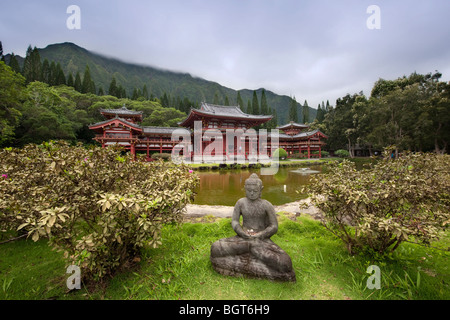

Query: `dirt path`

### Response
(184, 198, 323, 220)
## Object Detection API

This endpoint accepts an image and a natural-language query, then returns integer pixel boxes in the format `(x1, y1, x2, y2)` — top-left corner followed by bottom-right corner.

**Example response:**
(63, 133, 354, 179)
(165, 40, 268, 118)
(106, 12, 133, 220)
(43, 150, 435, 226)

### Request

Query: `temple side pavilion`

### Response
(277, 122, 328, 158)
(88, 103, 327, 161)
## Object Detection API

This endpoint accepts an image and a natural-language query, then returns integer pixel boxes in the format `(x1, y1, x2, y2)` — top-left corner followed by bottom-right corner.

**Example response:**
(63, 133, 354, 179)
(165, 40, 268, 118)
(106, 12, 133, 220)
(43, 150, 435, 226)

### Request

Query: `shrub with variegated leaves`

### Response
(301, 148, 449, 255)
(0, 141, 198, 282)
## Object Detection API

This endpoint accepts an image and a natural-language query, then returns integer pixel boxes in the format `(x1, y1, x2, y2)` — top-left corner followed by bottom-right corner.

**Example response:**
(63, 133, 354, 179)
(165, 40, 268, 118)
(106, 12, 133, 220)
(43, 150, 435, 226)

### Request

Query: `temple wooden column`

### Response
(130, 143, 136, 159)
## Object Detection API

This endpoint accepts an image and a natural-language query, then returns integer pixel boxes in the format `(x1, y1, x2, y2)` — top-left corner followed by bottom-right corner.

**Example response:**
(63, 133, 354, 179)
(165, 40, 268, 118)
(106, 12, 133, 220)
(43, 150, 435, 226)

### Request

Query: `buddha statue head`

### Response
(244, 173, 263, 201)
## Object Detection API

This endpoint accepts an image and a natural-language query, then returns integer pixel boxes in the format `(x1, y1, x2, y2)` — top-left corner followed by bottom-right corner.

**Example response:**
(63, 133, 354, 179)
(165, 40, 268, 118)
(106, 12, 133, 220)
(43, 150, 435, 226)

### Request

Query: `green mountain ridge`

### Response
(8, 42, 317, 124)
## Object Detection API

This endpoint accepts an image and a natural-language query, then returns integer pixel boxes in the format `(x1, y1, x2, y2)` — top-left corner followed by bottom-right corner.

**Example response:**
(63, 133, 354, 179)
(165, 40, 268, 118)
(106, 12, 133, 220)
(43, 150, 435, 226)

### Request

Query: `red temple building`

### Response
(277, 122, 328, 158)
(89, 103, 327, 161)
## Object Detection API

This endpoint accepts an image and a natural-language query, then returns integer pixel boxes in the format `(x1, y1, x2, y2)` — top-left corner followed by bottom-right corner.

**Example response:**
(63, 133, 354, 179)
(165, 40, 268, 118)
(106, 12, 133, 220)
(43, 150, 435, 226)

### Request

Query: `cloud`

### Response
(1, 0, 449, 109)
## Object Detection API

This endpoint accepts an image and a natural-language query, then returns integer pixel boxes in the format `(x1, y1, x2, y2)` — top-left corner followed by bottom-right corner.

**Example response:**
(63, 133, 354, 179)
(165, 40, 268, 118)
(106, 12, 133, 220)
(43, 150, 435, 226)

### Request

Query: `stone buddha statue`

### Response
(210, 173, 296, 282)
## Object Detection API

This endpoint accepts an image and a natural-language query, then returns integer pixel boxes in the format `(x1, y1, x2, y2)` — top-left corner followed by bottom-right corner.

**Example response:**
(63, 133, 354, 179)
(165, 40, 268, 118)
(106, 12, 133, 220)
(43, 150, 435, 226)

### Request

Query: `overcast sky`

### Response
(2, 0, 450, 109)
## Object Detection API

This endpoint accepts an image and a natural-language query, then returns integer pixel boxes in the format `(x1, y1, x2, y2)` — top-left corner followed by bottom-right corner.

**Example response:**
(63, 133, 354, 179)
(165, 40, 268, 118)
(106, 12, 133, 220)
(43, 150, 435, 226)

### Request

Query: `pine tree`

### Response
(55, 63, 66, 85)
(8, 53, 21, 74)
(41, 59, 51, 84)
(132, 88, 139, 100)
(213, 93, 219, 104)
(302, 100, 310, 123)
(91, 81, 96, 95)
(118, 85, 126, 99)
(142, 84, 149, 100)
(49, 61, 56, 86)
(22, 46, 33, 81)
(246, 100, 252, 114)
(224, 96, 230, 106)
(108, 76, 117, 96)
(252, 91, 260, 114)
(289, 96, 298, 122)
(97, 86, 104, 96)
(260, 89, 269, 115)
(22, 46, 41, 83)
(161, 92, 170, 108)
(74, 72, 82, 92)
(81, 65, 95, 94)
(268, 107, 278, 129)
(316, 103, 325, 123)
(237, 91, 244, 111)
(67, 73, 74, 87)
(31, 47, 41, 82)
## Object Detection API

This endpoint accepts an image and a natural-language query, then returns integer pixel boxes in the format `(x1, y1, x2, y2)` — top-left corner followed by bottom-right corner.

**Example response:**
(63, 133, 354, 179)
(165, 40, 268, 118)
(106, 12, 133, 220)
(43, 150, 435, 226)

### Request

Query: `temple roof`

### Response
(100, 105, 143, 117)
(277, 121, 310, 130)
(271, 129, 328, 140)
(179, 102, 272, 127)
(89, 116, 142, 130)
(142, 126, 182, 135)
(198, 102, 271, 119)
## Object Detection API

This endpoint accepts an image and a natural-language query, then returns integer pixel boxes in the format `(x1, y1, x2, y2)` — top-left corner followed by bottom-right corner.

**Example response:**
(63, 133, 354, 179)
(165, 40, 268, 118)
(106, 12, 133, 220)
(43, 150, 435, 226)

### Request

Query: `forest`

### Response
(1, 41, 448, 154)
(311, 71, 449, 156)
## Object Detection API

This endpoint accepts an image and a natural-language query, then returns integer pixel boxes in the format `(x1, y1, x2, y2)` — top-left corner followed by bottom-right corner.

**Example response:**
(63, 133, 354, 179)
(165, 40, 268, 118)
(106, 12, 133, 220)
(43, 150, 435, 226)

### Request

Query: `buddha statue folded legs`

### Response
(210, 173, 296, 282)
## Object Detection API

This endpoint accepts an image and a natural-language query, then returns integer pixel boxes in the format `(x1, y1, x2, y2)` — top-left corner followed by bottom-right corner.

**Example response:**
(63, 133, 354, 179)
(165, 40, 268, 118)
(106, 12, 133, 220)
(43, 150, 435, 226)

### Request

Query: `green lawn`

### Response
(1, 214, 448, 300)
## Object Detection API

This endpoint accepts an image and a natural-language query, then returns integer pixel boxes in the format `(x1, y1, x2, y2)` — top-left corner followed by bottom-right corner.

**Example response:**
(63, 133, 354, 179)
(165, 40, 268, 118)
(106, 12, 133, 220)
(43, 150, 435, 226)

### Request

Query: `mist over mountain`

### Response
(7, 42, 316, 124)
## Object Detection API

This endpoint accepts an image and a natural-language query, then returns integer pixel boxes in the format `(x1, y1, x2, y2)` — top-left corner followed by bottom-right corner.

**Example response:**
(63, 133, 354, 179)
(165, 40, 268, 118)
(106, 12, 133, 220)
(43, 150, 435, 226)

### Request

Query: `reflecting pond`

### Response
(193, 165, 324, 206)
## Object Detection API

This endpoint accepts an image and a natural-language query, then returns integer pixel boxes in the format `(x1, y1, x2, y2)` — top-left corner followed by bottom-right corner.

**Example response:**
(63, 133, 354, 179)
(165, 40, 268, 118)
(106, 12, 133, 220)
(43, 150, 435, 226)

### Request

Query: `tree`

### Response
(160, 92, 170, 108)
(289, 96, 298, 122)
(15, 82, 79, 145)
(108, 76, 117, 97)
(55, 63, 66, 86)
(213, 92, 219, 105)
(237, 91, 244, 111)
(131, 88, 139, 100)
(252, 91, 260, 115)
(224, 96, 230, 106)
(322, 93, 359, 153)
(81, 65, 95, 94)
(302, 100, 310, 123)
(316, 103, 325, 123)
(49, 61, 56, 86)
(142, 107, 186, 127)
(266, 107, 278, 129)
(246, 100, 252, 114)
(67, 73, 74, 87)
(22, 46, 41, 83)
(41, 59, 51, 84)
(8, 53, 21, 74)
(142, 84, 149, 100)
(74, 72, 82, 92)
(0, 62, 24, 146)
(260, 89, 269, 115)
(425, 80, 450, 153)
(326, 100, 331, 112)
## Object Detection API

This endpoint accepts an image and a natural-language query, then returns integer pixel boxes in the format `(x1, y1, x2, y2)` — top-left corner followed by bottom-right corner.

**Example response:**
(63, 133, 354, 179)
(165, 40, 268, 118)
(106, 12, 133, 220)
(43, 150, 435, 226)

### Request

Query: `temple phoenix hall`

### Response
(89, 103, 328, 161)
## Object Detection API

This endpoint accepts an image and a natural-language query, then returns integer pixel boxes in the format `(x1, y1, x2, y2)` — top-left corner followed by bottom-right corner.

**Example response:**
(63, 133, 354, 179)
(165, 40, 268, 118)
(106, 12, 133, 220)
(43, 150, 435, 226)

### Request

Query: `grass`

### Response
(0, 213, 448, 300)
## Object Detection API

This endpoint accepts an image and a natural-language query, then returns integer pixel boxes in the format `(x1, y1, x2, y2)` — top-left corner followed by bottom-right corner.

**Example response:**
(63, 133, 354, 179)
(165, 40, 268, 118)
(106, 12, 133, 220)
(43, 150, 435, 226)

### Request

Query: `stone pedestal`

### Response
(211, 251, 296, 282)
